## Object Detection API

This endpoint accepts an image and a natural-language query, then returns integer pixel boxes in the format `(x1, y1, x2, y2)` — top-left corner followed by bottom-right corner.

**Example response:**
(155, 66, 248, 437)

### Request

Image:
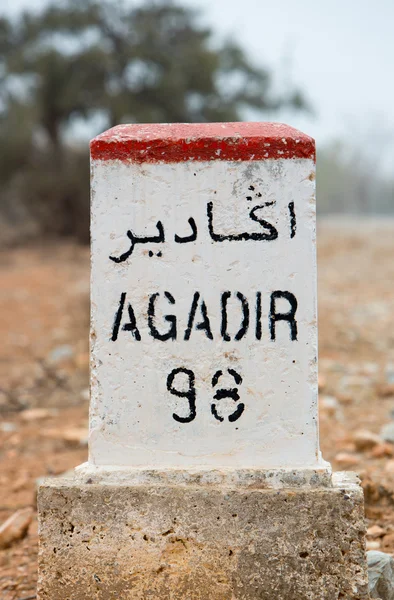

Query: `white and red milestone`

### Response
(89, 122, 322, 470)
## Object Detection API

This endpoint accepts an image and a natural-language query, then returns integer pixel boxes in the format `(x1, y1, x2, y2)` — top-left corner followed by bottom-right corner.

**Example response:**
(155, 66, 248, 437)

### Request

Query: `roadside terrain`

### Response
(1, 219, 394, 598)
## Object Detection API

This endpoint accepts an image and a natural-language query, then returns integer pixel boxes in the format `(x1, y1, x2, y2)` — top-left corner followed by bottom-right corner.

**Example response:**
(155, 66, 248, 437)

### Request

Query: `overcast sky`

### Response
(2, 0, 394, 164)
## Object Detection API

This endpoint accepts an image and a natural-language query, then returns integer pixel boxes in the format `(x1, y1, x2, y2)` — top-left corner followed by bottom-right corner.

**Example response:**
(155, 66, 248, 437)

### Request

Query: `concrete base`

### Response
(37, 470, 369, 600)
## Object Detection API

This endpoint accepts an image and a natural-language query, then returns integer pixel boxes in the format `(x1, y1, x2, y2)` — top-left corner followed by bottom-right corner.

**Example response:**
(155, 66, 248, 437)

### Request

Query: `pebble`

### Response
(0, 422, 17, 433)
(371, 443, 394, 458)
(367, 540, 382, 551)
(62, 428, 88, 445)
(384, 460, 394, 474)
(334, 452, 360, 469)
(353, 429, 382, 452)
(337, 393, 354, 405)
(353, 430, 381, 452)
(47, 344, 74, 365)
(362, 362, 379, 376)
(380, 423, 394, 444)
(0, 508, 33, 549)
(320, 395, 339, 417)
(367, 550, 394, 599)
(340, 375, 372, 390)
(43, 427, 88, 446)
(379, 384, 394, 399)
(20, 408, 55, 422)
(367, 525, 387, 538)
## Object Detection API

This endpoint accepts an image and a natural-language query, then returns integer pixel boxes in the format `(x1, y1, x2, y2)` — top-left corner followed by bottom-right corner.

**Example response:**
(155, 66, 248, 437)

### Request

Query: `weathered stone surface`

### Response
(37, 471, 369, 600)
(367, 550, 394, 599)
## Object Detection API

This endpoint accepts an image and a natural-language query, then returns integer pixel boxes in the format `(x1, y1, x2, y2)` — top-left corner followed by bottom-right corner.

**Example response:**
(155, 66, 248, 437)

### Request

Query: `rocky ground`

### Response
(1, 219, 394, 598)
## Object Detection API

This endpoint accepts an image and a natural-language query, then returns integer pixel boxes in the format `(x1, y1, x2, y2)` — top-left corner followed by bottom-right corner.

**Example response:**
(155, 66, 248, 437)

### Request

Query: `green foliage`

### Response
(0, 0, 307, 243)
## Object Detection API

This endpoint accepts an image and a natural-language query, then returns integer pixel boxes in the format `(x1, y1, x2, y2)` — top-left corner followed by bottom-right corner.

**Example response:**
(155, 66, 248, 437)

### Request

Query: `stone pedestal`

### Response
(37, 470, 369, 600)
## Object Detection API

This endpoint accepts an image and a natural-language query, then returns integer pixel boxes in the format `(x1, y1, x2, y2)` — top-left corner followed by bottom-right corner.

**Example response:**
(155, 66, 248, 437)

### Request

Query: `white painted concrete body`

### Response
(90, 151, 321, 469)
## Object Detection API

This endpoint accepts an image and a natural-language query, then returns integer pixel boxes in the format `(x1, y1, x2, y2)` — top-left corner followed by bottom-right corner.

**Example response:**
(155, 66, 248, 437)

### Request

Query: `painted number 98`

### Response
(166, 367, 245, 424)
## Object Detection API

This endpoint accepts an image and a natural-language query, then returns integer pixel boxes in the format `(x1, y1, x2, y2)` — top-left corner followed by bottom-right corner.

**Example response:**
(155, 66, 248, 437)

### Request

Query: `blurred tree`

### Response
(0, 0, 308, 243)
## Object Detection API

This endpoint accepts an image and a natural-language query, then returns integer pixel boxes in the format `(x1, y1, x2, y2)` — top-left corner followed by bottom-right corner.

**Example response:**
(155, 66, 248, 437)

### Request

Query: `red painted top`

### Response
(90, 122, 315, 163)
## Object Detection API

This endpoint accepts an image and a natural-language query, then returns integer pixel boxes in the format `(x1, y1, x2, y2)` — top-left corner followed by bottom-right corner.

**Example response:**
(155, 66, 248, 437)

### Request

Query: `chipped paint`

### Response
(90, 122, 315, 163)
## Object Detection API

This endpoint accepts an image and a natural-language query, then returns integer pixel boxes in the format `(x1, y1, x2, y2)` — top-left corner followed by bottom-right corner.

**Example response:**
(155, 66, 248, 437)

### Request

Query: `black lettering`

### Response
(220, 291, 231, 342)
(111, 292, 126, 341)
(211, 368, 245, 422)
(184, 292, 213, 340)
(220, 292, 249, 342)
(111, 292, 141, 341)
(249, 203, 278, 241)
(109, 231, 134, 264)
(109, 221, 165, 263)
(175, 218, 198, 243)
(256, 292, 262, 340)
(234, 292, 249, 341)
(148, 292, 177, 341)
(228, 404, 245, 422)
(288, 202, 296, 238)
(211, 404, 224, 422)
(270, 291, 298, 341)
(167, 367, 196, 423)
(207, 201, 278, 242)
(123, 303, 141, 341)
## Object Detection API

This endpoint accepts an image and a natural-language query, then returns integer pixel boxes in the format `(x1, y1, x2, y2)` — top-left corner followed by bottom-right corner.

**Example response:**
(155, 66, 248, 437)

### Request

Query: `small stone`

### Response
(334, 452, 360, 468)
(338, 441, 357, 453)
(43, 427, 88, 446)
(0, 422, 17, 433)
(371, 443, 394, 458)
(0, 507, 33, 549)
(353, 430, 381, 452)
(379, 384, 394, 399)
(367, 525, 386, 538)
(338, 438, 356, 454)
(337, 393, 353, 405)
(367, 550, 394, 599)
(62, 428, 88, 445)
(47, 344, 74, 365)
(381, 423, 394, 443)
(20, 408, 54, 421)
(367, 540, 382, 551)
(320, 395, 339, 417)
(340, 375, 372, 390)
(362, 362, 379, 376)
(384, 460, 394, 473)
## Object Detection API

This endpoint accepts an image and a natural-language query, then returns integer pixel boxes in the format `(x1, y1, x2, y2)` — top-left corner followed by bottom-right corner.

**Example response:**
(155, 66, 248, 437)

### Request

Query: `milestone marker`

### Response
(89, 122, 321, 472)
(37, 123, 369, 600)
